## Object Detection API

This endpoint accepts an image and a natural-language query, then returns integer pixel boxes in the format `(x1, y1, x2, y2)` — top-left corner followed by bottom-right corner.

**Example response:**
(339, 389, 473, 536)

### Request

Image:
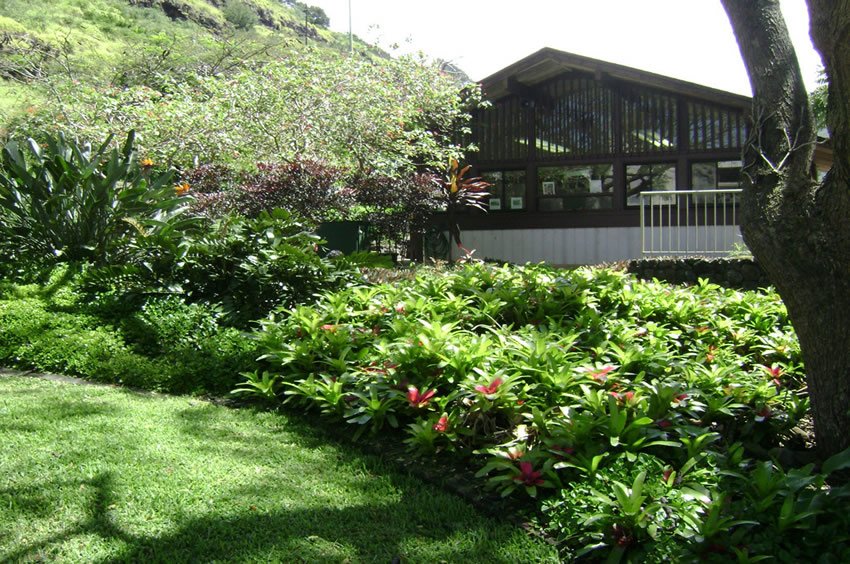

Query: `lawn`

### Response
(0, 373, 559, 563)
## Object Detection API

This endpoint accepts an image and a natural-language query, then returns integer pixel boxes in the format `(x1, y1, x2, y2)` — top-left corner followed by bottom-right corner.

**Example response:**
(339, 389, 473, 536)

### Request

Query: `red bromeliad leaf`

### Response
(513, 461, 544, 486)
(433, 415, 448, 433)
(407, 387, 436, 407)
(589, 365, 615, 381)
(474, 378, 503, 396)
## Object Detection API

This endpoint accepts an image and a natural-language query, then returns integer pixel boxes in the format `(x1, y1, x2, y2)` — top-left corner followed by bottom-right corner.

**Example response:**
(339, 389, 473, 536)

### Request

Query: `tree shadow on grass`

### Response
(1, 472, 134, 562)
(3, 471, 544, 564)
(107, 502, 526, 563)
(171, 402, 533, 521)
(1, 394, 121, 434)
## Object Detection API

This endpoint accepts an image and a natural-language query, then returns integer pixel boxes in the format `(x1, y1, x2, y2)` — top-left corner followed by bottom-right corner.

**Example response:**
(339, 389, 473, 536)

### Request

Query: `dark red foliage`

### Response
(351, 172, 442, 250)
(513, 461, 544, 486)
(183, 164, 241, 194)
(238, 159, 352, 223)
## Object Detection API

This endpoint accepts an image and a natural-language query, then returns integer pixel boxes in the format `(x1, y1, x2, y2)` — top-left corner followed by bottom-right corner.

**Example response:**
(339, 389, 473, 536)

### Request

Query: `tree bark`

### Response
(721, 0, 850, 458)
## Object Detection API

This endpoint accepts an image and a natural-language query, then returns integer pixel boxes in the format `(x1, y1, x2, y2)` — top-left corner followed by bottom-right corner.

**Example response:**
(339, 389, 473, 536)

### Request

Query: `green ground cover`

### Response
(0, 374, 559, 563)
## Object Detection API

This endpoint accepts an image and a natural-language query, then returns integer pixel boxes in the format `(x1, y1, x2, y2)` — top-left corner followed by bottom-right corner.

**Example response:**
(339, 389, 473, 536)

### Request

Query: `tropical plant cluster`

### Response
(237, 263, 850, 561)
(0, 130, 368, 331)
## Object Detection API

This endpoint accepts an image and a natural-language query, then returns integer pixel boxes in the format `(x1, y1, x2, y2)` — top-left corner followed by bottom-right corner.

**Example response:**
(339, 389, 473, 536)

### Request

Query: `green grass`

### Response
(0, 374, 558, 563)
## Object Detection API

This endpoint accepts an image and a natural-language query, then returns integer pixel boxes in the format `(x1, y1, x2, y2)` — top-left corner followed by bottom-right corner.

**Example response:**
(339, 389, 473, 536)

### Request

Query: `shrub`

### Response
(222, 1, 258, 30)
(175, 209, 347, 325)
(0, 289, 259, 394)
(351, 172, 441, 252)
(186, 163, 447, 257)
(120, 296, 260, 393)
(0, 130, 184, 271)
(121, 296, 222, 356)
(13, 52, 483, 174)
(235, 159, 351, 223)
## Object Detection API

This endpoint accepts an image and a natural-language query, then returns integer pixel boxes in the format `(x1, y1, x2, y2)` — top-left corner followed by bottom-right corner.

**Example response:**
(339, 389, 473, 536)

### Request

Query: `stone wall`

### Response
(625, 257, 771, 290)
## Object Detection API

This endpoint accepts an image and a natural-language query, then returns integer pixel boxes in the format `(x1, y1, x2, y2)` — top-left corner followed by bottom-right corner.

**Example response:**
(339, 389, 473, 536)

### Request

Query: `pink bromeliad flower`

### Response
(611, 391, 635, 403)
(474, 378, 503, 396)
(589, 365, 615, 382)
(407, 386, 436, 408)
(433, 415, 449, 433)
(513, 461, 544, 486)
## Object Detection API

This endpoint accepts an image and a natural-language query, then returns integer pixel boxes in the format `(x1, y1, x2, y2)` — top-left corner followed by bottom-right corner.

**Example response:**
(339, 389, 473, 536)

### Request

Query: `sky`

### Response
(306, 0, 823, 97)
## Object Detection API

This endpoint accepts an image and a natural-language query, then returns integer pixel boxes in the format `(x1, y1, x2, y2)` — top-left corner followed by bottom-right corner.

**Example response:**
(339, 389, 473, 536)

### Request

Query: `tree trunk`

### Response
(721, 0, 850, 458)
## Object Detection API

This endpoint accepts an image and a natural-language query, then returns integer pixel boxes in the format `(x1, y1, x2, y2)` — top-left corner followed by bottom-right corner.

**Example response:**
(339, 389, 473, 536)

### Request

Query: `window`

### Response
(537, 164, 614, 211)
(621, 91, 678, 154)
(626, 163, 676, 207)
(535, 77, 615, 156)
(688, 102, 746, 150)
(691, 160, 742, 203)
(473, 97, 530, 162)
(481, 170, 526, 211)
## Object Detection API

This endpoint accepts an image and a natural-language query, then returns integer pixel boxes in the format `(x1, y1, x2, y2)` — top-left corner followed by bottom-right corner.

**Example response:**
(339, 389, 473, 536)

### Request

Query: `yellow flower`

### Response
(140, 157, 154, 168)
(175, 182, 190, 195)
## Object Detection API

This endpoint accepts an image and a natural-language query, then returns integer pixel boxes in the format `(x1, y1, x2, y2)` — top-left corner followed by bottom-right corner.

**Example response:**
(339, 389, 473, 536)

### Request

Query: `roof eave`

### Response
(480, 47, 752, 108)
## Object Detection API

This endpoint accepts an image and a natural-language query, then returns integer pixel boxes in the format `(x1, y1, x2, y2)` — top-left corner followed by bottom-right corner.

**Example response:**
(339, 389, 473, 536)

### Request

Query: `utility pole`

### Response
(348, 0, 353, 53)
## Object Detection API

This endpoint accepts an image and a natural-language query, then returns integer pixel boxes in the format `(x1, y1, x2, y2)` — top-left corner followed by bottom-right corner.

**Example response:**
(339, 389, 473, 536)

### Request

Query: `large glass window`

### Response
(536, 78, 615, 157)
(481, 170, 526, 211)
(621, 91, 678, 154)
(691, 160, 742, 204)
(473, 97, 529, 162)
(691, 160, 742, 189)
(537, 164, 614, 211)
(688, 103, 746, 150)
(626, 163, 676, 207)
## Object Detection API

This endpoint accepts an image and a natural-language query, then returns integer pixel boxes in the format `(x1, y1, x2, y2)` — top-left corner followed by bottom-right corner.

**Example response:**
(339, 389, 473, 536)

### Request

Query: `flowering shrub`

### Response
(13, 51, 483, 175)
(242, 263, 850, 560)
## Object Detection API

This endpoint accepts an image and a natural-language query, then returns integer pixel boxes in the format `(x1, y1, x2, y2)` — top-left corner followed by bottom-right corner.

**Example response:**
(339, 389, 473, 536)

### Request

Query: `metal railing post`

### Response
(639, 189, 742, 257)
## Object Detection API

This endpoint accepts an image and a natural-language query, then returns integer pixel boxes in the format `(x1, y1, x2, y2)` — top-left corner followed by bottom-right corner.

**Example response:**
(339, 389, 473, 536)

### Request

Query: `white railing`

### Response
(640, 189, 743, 255)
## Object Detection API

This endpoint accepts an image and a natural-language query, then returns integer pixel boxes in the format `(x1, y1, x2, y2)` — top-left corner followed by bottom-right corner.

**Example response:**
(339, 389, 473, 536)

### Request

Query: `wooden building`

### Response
(452, 48, 831, 264)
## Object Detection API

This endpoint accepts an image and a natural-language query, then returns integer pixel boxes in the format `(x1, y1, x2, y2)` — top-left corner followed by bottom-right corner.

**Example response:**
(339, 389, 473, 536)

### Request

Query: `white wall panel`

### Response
(460, 226, 741, 266)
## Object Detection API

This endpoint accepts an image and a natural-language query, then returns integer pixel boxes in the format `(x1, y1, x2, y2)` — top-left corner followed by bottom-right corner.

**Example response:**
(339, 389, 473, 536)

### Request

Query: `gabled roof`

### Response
(480, 47, 752, 108)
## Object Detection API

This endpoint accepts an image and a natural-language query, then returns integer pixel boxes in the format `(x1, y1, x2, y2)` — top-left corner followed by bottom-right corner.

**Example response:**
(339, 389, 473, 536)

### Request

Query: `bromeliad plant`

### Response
(237, 262, 850, 560)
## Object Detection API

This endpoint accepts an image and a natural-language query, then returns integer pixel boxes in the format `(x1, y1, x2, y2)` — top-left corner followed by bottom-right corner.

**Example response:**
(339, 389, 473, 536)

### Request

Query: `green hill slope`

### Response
(0, 0, 383, 117)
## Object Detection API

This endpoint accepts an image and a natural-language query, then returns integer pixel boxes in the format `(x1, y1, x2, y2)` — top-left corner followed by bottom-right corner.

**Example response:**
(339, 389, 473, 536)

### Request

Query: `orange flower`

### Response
(175, 182, 190, 195)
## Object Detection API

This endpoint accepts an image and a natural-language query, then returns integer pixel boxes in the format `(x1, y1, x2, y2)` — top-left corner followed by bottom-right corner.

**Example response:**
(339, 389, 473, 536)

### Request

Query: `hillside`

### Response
(0, 0, 385, 118)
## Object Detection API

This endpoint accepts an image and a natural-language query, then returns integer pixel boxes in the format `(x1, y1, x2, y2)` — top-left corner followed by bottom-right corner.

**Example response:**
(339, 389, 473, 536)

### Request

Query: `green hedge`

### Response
(0, 293, 259, 395)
